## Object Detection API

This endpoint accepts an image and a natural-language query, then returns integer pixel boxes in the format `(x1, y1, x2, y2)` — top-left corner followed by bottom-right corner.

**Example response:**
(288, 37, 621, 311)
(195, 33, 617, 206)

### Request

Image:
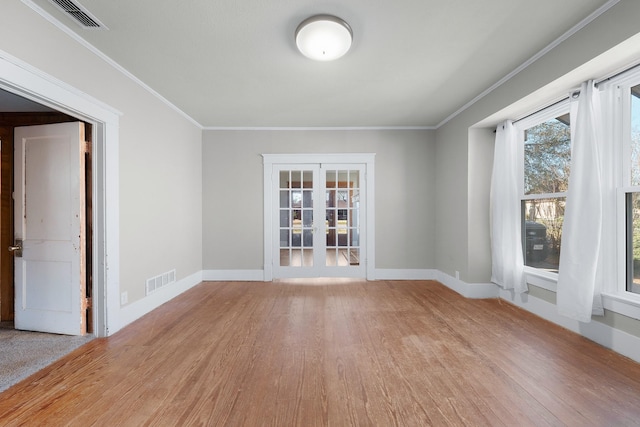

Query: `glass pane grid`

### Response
(279, 169, 314, 268)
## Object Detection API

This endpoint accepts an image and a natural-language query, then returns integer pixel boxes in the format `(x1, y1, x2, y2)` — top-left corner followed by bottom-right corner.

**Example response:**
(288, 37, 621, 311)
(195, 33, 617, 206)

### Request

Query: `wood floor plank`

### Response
(1, 279, 640, 426)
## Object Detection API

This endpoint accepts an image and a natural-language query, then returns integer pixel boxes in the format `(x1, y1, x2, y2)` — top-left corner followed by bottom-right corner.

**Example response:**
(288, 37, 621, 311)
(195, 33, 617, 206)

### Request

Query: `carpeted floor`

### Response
(0, 321, 93, 392)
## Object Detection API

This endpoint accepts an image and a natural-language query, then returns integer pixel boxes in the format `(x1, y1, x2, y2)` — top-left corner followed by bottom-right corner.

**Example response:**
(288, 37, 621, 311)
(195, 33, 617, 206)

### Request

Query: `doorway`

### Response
(263, 153, 376, 280)
(0, 52, 121, 337)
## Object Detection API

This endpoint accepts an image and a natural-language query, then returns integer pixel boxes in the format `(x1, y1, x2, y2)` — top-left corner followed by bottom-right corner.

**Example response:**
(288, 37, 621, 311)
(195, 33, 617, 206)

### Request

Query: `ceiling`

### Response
(10, 0, 612, 127)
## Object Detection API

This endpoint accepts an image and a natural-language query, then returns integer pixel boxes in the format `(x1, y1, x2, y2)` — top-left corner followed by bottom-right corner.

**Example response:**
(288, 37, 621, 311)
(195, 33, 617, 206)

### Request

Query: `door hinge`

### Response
(84, 140, 91, 154)
(84, 297, 92, 309)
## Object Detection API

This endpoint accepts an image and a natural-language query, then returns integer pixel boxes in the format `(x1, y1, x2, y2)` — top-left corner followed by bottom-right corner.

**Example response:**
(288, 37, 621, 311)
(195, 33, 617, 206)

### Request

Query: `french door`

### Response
(264, 154, 374, 279)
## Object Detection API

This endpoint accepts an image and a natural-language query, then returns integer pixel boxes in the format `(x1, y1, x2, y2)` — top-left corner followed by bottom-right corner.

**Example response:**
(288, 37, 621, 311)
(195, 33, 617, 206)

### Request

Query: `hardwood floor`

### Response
(1, 279, 640, 426)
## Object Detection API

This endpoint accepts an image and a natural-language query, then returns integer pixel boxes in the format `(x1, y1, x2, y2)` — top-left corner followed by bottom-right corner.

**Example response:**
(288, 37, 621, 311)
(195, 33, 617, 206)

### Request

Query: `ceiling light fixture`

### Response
(295, 15, 353, 61)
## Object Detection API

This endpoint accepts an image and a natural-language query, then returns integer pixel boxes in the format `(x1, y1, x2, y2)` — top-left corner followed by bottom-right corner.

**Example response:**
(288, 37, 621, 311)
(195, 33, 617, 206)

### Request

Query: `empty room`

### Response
(1, 0, 640, 425)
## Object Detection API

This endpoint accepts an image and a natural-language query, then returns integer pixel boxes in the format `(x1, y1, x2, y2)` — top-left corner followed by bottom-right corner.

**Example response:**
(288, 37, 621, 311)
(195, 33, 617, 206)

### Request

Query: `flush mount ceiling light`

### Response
(295, 15, 353, 61)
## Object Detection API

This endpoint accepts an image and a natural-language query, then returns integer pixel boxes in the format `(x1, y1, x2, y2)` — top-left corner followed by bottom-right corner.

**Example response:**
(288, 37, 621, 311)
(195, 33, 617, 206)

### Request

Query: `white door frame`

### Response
(262, 153, 376, 281)
(0, 50, 121, 337)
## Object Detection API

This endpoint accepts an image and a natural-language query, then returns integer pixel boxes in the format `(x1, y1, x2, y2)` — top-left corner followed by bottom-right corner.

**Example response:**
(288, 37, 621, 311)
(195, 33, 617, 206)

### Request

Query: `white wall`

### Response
(202, 129, 436, 272)
(0, 2, 203, 310)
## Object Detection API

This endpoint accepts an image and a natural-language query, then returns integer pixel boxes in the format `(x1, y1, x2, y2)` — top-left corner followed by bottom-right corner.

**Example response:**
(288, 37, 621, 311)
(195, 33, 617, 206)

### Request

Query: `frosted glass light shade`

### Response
(295, 15, 352, 61)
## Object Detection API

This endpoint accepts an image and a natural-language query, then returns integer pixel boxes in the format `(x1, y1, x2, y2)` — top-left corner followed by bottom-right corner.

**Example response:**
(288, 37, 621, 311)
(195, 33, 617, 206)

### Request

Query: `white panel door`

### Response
(13, 122, 86, 335)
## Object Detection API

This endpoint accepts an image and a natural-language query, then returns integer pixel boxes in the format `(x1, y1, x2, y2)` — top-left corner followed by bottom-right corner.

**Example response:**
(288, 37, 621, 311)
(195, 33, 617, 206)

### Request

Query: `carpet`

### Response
(0, 321, 93, 392)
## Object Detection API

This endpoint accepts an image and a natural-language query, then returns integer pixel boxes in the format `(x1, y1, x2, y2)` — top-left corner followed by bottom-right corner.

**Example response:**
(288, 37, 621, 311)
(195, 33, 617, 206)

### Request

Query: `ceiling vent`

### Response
(48, 0, 107, 29)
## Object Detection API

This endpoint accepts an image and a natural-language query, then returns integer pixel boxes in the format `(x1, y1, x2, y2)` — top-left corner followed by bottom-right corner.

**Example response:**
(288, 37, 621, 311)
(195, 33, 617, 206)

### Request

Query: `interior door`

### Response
(13, 122, 86, 335)
(273, 163, 365, 278)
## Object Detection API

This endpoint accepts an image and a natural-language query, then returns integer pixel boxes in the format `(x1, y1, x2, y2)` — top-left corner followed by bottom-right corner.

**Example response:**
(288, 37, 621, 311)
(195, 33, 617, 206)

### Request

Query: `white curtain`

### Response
(557, 80, 604, 322)
(490, 120, 526, 293)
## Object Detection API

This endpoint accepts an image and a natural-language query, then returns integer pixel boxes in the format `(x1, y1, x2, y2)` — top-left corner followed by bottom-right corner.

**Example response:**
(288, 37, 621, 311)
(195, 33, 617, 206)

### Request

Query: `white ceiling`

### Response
(15, 0, 611, 127)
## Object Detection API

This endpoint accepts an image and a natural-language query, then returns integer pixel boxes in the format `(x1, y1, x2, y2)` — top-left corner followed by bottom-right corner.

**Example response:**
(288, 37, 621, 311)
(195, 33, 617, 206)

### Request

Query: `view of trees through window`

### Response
(522, 115, 571, 272)
(628, 85, 640, 292)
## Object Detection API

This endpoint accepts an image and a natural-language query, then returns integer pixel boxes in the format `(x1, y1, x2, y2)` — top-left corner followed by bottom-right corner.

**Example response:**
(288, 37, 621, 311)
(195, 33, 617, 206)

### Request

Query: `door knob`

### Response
(8, 240, 22, 257)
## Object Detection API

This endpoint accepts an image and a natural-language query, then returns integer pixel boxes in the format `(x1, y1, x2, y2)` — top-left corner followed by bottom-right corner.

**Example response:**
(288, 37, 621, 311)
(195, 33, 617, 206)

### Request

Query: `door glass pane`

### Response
(280, 249, 290, 266)
(279, 190, 289, 208)
(291, 249, 302, 267)
(279, 171, 289, 188)
(279, 210, 289, 228)
(279, 169, 314, 267)
(326, 169, 360, 267)
(280, 229, 289, 247)
(303, 190, 313, 208)
(326, 171, 336, 187)
(303, 171, 313, 188)
(291, 171, 301, 188)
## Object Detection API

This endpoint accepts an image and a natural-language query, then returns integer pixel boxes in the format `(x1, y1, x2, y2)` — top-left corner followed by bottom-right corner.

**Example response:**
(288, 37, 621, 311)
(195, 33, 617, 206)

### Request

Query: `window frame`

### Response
(600, 68, 640, 302)
(515, 99, 571, 283)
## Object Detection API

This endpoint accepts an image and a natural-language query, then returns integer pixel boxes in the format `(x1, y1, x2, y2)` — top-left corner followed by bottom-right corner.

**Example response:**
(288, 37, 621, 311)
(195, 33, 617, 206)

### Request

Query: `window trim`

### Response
(601, 68, 640, 299)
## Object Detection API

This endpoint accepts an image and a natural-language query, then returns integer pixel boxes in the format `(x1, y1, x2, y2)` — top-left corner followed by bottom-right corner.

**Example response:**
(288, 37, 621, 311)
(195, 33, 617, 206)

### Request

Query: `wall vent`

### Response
(146, 269, 177, 296)
(48, 0, 107, 29)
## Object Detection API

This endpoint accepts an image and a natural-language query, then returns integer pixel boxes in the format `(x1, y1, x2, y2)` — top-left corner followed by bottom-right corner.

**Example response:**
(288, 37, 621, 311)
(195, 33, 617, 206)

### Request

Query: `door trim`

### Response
(0, 50, 121, 337)
(262, 153, 376, 281)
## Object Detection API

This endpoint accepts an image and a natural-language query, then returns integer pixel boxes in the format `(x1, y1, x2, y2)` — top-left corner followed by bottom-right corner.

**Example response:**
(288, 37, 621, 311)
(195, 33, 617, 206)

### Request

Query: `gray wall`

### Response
(435, 0, 640, 283)
(434, 0, 640, 337)
(202, 129, 436, 271)
(1, 2, 204, 306)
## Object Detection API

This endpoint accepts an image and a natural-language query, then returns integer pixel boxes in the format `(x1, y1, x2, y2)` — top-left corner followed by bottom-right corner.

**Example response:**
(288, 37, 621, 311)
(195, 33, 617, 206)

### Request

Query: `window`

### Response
(623, 83, 640, 294)
(518, 103, 571, 273)
(596, 71, 640, 298)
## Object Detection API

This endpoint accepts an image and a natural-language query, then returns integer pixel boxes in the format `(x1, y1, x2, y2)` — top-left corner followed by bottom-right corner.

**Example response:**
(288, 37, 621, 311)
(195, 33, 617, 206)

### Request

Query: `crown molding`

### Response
(202, 126, 436, 131)
(435, 0, 621, 129)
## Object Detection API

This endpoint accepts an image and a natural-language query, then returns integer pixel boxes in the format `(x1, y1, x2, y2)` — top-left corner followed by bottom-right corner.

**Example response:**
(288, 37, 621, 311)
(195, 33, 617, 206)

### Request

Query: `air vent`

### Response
(146, 269, 177, 296)
(48, 0, 107, 29)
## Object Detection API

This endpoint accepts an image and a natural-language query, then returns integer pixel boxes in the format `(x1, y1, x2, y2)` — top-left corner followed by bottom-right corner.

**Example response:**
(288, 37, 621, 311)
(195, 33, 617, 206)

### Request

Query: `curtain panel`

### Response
(490, 120, 526, 293)
(557, 81, 604, 322)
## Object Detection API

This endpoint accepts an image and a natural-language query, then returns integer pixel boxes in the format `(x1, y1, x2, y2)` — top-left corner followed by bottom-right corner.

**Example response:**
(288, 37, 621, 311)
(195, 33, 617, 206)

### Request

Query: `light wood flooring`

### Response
(1, 279, 640, 426)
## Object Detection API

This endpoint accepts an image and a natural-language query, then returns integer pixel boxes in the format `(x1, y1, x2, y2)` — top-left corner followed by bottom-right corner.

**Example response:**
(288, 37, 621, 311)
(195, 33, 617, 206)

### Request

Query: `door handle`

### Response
(8, 240, 22, 257)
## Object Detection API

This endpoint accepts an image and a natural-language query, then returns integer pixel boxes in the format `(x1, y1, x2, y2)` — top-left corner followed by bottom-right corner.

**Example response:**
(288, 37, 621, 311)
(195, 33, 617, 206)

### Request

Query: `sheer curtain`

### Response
(557, 80, 604, 322)
(490, 120, 526, 293)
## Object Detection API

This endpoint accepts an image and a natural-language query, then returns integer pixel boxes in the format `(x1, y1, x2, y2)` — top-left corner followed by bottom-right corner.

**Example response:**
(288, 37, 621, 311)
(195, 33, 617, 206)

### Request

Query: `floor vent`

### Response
(48, 0, 107, 29)
(146, 269, 177, 295)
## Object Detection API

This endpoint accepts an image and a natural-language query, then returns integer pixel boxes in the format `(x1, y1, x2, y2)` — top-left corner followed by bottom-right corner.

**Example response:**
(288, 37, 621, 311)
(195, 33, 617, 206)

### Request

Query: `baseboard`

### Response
(118, 270, 203, 331)
(374, 269, 438, 280)
(202, 270, 265, 281)
(500, 289, 640, 364)
(436, 271, 500, 299)
(115, 268, 640, 363)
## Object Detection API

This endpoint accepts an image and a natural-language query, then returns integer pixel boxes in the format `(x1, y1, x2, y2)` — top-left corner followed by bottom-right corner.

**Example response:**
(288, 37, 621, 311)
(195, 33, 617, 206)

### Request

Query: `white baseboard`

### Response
(202, 270, 265, 281)
(500, 289, 640, 364)
(115, 268, 640, 364)
(374, 269, 438, 280)
(118, 270, 203, 331)
(436, 271, 500, 299)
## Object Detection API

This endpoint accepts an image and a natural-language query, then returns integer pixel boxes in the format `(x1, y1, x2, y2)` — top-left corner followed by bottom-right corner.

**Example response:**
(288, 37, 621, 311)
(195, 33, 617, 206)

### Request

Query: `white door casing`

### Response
(14, 122, 86, 335)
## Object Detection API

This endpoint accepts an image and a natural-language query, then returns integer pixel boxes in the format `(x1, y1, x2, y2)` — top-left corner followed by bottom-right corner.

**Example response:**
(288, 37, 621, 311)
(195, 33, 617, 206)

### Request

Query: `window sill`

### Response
(523, 266, 558, 292)
(601, 292, 640, 321)
(523, 267, 640, 321)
